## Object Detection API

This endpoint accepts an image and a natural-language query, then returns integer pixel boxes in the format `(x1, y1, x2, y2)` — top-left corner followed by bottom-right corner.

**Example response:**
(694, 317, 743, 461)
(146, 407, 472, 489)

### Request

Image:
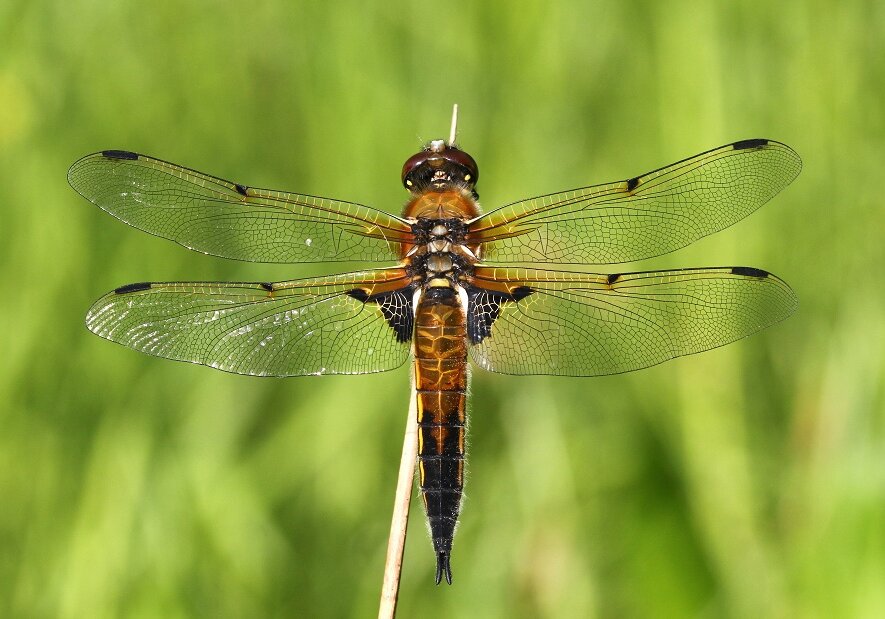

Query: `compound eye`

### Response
(401, 151, 431, 188)
(444, 148, 479, 185)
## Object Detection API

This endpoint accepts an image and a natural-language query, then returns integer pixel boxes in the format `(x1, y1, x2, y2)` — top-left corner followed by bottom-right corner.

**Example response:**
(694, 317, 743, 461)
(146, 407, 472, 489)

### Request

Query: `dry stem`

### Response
(378, 379, 418, 618)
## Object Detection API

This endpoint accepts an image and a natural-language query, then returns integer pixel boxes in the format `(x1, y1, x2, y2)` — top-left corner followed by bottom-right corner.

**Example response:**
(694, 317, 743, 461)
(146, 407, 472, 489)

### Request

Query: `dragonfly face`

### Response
(402, 139, 479, 194)
(69, 132, 801, 585)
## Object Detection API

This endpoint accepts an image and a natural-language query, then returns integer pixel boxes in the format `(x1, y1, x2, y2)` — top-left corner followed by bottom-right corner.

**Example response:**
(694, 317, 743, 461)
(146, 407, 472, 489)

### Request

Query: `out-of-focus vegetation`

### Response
(1, 1, 883, 617)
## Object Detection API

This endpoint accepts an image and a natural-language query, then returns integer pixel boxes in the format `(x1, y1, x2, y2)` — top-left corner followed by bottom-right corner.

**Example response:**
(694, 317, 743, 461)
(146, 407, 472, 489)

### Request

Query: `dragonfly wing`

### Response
(467, 266, 797, 376)
(69, 151, 413, 263)
(468, 139, 801, 264)
(86, 268, 415, 376)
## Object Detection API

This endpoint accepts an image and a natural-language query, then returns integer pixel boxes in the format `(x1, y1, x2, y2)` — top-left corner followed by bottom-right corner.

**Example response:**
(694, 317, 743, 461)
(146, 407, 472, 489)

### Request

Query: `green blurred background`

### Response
(2, 1, 883, 617)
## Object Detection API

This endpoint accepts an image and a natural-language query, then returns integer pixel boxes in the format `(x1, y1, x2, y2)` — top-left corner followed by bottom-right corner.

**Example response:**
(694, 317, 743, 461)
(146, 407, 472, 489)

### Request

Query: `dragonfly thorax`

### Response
(425, 253, 454, 274)
(411, 247, 468, 278)
(410, 217, 468, 245)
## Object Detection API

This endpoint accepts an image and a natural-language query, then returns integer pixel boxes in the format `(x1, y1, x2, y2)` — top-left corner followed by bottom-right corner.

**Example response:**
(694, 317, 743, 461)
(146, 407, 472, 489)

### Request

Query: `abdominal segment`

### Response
(413, 286, 468, 585)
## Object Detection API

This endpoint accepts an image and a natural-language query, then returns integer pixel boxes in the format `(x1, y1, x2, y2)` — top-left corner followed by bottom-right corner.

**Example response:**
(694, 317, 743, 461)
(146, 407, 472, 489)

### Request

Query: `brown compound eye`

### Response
(401, 150, 433, 188)
(443, 147, 478, 185)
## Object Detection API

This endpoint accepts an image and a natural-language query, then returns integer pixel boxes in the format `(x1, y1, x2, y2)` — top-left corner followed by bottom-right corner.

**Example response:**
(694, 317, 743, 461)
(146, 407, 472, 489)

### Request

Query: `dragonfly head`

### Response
(401, 140, 479, 194)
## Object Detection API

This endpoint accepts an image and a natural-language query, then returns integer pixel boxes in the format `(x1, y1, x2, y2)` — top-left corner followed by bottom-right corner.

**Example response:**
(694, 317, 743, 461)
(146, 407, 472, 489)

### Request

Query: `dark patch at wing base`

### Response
(114, 282, 152, 294)
(466, 285, 533, 344)
(731, 266, 770, 278)
(347, 286, 415, 343)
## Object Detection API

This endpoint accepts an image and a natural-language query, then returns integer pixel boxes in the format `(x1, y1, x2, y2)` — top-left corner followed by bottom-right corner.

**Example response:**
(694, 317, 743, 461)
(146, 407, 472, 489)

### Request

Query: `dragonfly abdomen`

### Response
(413, 285, 468, 585)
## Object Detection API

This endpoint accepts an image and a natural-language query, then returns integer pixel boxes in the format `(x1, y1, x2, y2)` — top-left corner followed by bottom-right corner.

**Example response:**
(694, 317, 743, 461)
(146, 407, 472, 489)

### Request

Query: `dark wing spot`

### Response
(114, 282, 152, 294)
(626, 176, 639, 191)
(234, 183, 248, 196)
(348, 286, 414, 343)
(731, 266, 769, 278)
(732, 138, 769, 150)
(346, 288, 369, 302)
(466, 285, 534, 344)
(102, 150, 138, 160)
(511, 286, 533, 301)
(607, 273, 622, 285)
(259, 282, 274, 292)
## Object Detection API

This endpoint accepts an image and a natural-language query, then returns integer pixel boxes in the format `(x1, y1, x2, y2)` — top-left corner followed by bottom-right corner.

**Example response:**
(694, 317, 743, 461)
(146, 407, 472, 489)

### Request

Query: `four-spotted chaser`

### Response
(69, 127, 800, 584)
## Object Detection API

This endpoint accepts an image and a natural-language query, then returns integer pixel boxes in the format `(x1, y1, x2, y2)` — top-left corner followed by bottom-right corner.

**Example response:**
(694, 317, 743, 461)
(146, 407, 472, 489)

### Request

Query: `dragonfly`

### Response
(69, 112, 800, 585)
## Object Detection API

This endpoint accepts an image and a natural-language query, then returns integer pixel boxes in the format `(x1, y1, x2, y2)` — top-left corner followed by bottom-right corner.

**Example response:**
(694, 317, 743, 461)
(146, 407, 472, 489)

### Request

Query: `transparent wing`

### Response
(467, 266, 797, 376)
(68, 151, 414, 263)
(468, 139, 801, 264)
(86, 268, 414, 376)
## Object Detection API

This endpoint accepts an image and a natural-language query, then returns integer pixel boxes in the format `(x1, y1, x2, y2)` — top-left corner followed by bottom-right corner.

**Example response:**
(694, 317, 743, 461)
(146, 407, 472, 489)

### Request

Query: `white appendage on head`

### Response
(449, 103, 459, 146)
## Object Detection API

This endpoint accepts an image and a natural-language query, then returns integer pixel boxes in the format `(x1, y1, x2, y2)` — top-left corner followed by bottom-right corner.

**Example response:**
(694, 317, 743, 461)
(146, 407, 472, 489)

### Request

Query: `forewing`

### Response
(468, 266, 797, 376)
(86, 269, 414, 376)
(469, 139, 801, 264)
(68, 151, 413, 263)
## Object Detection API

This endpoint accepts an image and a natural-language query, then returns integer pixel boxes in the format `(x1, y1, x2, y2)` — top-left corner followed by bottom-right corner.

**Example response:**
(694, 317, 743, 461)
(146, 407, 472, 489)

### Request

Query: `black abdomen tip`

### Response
(435, 551, 453, 585)
(732, 138, 769, 150)
(102, 150, 139, 160)
(114, 282, 152, 294)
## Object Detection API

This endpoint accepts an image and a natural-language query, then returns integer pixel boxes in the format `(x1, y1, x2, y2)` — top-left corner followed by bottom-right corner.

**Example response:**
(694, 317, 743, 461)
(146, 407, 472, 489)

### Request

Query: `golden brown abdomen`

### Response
(413, 285, 467, 585)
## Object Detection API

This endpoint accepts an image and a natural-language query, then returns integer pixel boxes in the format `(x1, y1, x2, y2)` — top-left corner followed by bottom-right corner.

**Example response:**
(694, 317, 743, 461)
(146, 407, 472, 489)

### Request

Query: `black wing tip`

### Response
(732, 138, 769, 150)
(730, 139, 802, 169)
(101, 149, 139, 160)
(435, 551, 453, 585)
(114, 282, 152, 294)
(730, 266, 770, 278)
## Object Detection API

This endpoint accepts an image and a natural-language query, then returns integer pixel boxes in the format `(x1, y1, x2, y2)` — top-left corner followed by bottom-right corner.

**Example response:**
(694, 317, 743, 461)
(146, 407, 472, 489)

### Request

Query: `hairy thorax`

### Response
(403, 188, 480, 220)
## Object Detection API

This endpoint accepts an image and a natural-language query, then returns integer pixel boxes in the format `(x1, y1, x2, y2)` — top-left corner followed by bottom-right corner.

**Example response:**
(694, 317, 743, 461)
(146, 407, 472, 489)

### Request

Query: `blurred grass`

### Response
(1, 0, 884, 617)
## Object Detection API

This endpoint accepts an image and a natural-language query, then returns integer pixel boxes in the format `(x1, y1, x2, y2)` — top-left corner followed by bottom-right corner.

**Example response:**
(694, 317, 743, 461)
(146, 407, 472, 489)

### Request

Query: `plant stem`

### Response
(378, 377, 418, 619)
